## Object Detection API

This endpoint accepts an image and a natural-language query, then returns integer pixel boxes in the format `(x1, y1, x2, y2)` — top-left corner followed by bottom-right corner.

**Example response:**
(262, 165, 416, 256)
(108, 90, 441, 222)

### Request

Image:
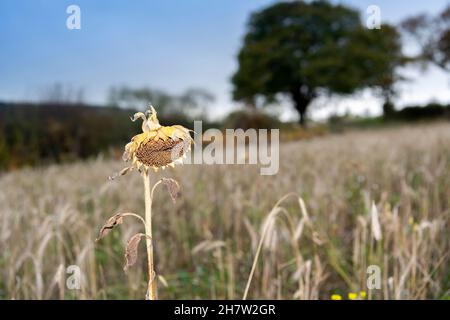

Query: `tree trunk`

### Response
(291, 88, 312, 127)
(382, 100, 395, 118)
(381, 88, 395, 119)
(297, 103, 307, 127)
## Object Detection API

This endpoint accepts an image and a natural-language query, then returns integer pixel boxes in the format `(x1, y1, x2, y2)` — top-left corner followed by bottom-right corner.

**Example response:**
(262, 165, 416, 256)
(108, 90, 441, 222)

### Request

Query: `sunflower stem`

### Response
(143, 171, 157, 300)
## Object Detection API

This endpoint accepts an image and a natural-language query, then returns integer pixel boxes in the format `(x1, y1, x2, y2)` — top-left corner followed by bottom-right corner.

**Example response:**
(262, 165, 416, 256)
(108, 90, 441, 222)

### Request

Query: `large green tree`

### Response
(349, 24, 405, 116)
(232, 0, 403, 125)
(402, 5, 450, 72)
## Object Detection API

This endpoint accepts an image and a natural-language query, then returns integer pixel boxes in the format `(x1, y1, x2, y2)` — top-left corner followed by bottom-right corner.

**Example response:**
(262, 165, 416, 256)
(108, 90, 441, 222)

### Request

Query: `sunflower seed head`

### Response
(136, 139, 188, 168)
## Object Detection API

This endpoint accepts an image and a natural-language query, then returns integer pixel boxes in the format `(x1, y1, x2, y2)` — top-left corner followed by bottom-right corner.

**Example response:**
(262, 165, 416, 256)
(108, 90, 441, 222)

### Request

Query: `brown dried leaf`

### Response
(161, 178, 180, 203)
(96, 214, 124, 241)
(124, 233, 145, 271)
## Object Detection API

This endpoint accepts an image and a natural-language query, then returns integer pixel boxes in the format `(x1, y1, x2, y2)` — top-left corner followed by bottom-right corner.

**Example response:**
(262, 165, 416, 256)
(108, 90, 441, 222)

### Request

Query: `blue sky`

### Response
(0, 0, 449, 120)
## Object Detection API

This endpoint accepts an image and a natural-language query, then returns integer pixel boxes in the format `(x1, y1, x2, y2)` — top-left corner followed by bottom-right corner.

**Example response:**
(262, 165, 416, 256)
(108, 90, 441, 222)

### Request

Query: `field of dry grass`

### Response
(0, 123, 449, 300)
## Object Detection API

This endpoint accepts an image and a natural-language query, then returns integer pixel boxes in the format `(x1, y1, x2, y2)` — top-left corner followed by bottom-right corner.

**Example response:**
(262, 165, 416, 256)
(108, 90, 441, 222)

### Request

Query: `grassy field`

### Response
(0, 122, 449, 300)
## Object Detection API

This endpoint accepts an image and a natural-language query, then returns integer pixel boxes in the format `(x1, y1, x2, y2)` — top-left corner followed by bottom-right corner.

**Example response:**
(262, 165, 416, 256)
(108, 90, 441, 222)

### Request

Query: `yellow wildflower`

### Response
(348, 292, 358, 300)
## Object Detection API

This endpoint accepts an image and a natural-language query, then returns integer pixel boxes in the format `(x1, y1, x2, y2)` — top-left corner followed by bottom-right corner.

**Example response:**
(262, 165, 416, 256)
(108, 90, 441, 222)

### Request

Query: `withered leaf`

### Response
(124, 233, 146, 271)
(96, 213, 124, 241)
(161, 178, 180, 203)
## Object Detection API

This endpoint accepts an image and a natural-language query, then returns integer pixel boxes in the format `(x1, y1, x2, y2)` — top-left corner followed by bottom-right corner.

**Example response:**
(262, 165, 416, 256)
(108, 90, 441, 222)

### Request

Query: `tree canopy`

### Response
(402, 5, 450, 72)
(108, 86, 215, 120)
(232, 0, 403, 125)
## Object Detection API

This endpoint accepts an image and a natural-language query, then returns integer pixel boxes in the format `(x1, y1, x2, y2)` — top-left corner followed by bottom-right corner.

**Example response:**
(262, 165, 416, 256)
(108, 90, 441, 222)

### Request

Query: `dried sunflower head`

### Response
(121, 106, 192, 173)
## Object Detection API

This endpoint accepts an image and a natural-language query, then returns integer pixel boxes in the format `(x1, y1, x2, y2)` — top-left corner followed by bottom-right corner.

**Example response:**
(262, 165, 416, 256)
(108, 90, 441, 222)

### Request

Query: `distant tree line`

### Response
(0, 102, 202, 170)
(1, 100, 448, 170)
(0, 103, 136, 169)
(387, 103, 450, 121)
(108, 86, 215, 120)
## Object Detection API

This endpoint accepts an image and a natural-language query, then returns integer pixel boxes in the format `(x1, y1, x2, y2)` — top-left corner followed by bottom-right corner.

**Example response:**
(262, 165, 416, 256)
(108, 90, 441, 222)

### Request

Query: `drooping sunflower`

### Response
(121, 106, 192, 174)
(101, 105, 192, 300)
